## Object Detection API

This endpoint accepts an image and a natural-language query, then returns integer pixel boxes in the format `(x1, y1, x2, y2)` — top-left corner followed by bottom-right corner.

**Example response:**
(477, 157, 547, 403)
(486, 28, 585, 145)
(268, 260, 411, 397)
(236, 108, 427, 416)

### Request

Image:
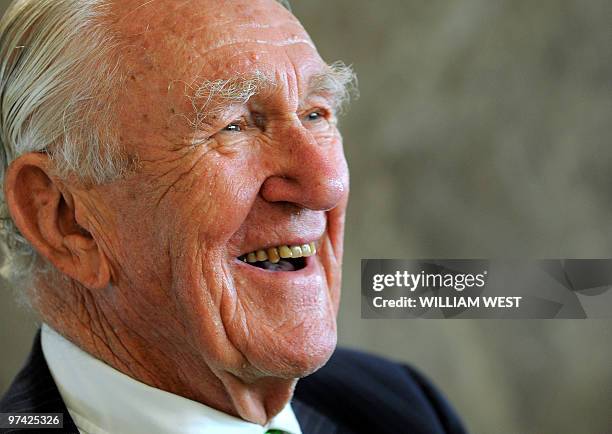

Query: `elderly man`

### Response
(0, 0, 465, 433)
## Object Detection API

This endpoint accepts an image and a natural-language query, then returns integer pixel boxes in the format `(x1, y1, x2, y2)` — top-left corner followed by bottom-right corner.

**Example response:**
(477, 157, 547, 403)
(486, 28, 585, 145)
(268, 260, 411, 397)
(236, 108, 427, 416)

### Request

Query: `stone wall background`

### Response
(1, 1, 611, 432)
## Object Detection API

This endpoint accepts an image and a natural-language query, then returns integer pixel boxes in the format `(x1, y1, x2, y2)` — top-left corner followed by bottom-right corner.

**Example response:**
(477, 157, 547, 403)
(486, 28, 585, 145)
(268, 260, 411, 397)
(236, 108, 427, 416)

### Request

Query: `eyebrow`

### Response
(185, 61, 357, 130)
(307, 61, 358, 113)
(185, 71, 272, 130)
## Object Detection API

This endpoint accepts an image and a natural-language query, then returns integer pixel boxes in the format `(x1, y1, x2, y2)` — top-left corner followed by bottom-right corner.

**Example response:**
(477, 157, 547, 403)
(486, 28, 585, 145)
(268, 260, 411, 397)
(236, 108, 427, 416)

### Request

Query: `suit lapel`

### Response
(292, 399, 338, 434)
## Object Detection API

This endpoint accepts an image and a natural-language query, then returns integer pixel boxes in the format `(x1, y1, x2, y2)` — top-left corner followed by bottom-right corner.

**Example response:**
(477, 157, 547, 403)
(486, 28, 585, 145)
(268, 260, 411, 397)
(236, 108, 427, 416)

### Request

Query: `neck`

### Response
(33, 278, 296, 425)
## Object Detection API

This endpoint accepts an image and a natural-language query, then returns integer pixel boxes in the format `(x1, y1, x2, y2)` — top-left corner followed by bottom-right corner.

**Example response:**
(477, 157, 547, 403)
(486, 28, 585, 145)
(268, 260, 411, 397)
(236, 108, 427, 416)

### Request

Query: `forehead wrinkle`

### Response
(194, 38, 315, 57)
(185, 19, 314, 54)
(191, 19, 305, 32)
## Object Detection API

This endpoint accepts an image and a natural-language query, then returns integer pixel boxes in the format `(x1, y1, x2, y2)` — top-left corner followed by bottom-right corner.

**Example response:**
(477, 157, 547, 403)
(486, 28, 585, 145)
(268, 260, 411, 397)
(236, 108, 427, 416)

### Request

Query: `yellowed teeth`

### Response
(241, 242, 317, 263)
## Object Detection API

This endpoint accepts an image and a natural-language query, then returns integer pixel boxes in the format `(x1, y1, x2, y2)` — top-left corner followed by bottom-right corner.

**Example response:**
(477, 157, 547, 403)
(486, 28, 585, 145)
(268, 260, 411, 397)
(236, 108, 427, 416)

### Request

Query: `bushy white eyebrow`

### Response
(308, 61, 358, 114)
(185, 71, 273, 130)
(185, 61, 358, 131)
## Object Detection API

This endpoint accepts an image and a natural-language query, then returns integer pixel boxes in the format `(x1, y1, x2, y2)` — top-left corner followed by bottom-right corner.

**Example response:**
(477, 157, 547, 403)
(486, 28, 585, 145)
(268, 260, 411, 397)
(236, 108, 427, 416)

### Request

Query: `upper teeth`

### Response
(241, 242, 317, 264)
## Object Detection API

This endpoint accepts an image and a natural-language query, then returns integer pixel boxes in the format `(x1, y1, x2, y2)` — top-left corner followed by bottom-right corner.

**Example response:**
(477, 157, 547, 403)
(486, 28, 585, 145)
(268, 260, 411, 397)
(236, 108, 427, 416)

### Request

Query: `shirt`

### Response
(41, 324, 302, 434)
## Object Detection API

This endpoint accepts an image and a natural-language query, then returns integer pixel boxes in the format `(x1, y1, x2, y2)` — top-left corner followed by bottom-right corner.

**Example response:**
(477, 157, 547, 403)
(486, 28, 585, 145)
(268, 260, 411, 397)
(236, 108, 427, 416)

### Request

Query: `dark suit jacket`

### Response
(0, 331, 467, 434)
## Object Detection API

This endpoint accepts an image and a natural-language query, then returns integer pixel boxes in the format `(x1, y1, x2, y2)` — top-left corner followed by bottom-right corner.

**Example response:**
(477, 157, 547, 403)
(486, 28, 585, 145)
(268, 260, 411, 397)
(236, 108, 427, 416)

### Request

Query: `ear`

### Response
(4, 152, 111, 290)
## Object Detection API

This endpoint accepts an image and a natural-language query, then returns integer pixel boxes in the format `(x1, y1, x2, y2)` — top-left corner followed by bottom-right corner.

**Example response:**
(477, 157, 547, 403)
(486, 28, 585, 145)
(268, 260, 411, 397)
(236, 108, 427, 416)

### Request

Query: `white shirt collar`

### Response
(41, 324, 302, 434)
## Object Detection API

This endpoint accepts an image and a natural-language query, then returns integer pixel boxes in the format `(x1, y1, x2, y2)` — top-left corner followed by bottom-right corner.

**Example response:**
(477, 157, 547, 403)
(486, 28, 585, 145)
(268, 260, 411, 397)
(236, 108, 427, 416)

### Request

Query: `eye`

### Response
(223, 122, 242, 132)
(305, 110, 324, 122)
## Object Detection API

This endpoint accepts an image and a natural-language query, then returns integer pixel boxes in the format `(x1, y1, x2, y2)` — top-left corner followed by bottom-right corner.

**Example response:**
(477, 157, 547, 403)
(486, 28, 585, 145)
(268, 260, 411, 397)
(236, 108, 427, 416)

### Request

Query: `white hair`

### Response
(0, 0, 126, 287)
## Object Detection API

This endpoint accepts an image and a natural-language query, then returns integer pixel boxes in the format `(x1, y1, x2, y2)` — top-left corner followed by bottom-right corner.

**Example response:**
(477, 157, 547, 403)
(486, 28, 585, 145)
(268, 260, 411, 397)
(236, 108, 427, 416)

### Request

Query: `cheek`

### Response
(106, 149, 262, 278)
(191, 159, 262, 243)
(155, 149, 265, 245)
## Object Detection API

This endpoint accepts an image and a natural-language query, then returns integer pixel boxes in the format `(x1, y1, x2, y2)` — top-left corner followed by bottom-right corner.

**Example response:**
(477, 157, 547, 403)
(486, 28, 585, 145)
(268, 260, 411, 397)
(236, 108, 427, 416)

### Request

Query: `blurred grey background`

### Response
(1, 0, 611, 433)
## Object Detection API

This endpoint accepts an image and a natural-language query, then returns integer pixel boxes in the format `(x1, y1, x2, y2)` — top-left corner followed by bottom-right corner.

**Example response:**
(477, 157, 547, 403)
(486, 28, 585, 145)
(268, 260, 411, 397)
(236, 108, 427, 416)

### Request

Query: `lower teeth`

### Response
(260, 260, 296, 271)
(246, 257, 306, 271)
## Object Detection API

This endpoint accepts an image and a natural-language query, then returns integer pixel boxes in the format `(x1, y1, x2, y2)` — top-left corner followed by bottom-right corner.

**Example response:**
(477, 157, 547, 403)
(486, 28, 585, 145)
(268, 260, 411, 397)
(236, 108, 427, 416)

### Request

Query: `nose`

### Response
(260, 124, 348, 211)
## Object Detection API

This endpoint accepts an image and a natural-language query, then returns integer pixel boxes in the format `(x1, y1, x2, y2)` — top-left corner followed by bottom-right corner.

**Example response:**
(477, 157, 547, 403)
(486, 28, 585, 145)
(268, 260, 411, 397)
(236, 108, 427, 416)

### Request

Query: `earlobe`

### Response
(4, 152, 111, 290)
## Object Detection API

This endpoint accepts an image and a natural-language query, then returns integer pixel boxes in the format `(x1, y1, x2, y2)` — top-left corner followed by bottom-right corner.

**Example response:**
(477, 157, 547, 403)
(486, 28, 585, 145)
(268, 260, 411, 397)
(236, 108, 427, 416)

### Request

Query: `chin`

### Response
(247, 319, 338, 379)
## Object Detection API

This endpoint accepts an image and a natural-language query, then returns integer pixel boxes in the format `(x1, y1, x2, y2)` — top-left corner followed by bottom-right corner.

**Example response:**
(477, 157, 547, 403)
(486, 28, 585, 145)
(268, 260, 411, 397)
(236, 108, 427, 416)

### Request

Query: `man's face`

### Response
(83, 0, 349, 384)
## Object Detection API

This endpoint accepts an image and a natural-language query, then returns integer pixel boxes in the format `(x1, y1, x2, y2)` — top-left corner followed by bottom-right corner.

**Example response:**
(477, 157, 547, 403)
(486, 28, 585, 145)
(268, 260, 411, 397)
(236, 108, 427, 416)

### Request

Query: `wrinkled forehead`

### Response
(111, 0, 320, 77)
(112, 0, 304, 33)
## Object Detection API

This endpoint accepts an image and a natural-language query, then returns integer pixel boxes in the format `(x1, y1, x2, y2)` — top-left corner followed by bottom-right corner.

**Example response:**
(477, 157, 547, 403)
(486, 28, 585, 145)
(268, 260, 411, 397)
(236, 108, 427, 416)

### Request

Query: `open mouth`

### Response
(238, 242, 317, 272)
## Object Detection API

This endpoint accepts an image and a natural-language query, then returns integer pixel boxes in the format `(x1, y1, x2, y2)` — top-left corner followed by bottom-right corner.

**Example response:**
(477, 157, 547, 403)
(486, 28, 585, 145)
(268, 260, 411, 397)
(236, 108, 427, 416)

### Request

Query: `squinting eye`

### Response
(224, 122, 241, 132)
